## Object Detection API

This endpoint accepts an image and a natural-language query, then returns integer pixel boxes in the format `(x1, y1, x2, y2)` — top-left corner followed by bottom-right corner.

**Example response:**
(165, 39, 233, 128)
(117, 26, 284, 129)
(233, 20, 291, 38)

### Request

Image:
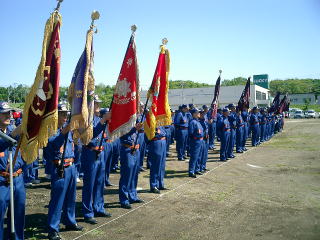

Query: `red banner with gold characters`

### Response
(108, 32, 139, 139)
(20, 11, 62, 163)
(144, 43, 171, 140)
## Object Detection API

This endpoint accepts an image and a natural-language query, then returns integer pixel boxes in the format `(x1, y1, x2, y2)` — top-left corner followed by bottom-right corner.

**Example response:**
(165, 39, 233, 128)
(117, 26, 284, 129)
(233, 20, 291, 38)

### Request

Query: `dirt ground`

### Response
(15, 119, 320, 240)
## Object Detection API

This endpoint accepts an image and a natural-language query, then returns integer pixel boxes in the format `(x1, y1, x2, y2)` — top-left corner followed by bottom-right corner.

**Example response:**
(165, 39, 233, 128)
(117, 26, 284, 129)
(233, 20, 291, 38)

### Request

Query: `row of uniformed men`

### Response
(173, 103, 284, 177)
(0, 98, 171, 240)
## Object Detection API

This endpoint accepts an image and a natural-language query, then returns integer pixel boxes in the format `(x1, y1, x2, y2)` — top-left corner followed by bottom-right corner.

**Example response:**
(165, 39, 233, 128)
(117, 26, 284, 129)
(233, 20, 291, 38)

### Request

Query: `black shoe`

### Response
(158, 187, 169, 190)
(106, 183, 116, 187)
(183, 156, 188, 159)
(236, 151, 243, 153)
(189, 173, 197, 178)
(131, 199, 144, 204)
(195, 171, 203, 175)
(243, 148, 248, 151)
(150, 187, 161, 194)
(178, 158, 184, 161)
(95, 211, 112, 218)
(110, 169, 117, 173)
(121, 203, 132, 209)
(139, 167, 146, 172)
(84, 217, 98, 225)
(48, 231, 62, 240)
(65, 224, 84, 231)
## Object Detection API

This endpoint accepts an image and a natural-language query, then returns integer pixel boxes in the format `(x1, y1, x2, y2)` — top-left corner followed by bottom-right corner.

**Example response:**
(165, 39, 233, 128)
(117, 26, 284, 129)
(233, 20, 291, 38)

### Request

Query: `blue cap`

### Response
(252, 106, 259, 111)
(99, 108, 108, 117)
(202, 105, 208, 109)
(190, 108, 199, 115)
(0, 102, 13, 113)
(58, 104, 69, 112)
(189, 103, 194, 108)
(227, 103, 236, 109)
(222, 108, 229, 113)
(181, 104, 188, 109)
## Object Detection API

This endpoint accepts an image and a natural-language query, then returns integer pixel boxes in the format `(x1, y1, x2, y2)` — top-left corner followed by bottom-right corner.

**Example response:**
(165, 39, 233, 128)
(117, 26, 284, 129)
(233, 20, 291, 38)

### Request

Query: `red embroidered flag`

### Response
(20, 12, 62, 163)
(108, 32, 139, 139)
(144, 43, 171, 140)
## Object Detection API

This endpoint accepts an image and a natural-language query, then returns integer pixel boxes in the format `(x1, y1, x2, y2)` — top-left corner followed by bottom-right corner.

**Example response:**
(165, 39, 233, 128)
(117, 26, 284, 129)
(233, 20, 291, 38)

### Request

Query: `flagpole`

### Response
(131, 37, 168, 154)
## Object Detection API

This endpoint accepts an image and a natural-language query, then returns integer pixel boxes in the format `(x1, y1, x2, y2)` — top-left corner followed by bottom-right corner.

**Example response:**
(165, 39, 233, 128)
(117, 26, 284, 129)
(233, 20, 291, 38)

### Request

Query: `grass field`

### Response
(14, 119, 320, 240)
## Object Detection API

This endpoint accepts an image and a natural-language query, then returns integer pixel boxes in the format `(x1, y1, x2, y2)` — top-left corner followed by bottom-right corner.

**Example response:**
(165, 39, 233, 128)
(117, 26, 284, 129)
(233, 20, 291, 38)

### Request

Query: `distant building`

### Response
(281, 93, 318, 105)
(140, 84, 270, 110)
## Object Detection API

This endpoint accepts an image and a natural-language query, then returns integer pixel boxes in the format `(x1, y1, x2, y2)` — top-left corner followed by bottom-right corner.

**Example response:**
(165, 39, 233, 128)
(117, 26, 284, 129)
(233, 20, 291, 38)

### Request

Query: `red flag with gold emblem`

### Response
(108, 29, 139, 139)
(144, 41, 171, 140)
(20, 11, 62, 163)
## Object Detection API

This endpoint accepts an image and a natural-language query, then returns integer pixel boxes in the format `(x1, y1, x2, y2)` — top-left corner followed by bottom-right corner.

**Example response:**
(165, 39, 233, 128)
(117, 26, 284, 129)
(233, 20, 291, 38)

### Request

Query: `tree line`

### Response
(1, 78, 319, 108)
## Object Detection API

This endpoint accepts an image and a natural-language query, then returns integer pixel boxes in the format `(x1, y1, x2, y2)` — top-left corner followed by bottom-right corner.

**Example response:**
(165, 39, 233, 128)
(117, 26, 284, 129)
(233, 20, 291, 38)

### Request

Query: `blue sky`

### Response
(0, 0, 319, 89)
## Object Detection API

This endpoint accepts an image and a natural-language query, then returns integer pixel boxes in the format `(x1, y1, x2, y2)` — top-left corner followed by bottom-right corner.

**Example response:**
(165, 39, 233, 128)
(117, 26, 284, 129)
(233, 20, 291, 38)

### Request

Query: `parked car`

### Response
(293, 110, 304, 119)
(305, 110, 316, 119)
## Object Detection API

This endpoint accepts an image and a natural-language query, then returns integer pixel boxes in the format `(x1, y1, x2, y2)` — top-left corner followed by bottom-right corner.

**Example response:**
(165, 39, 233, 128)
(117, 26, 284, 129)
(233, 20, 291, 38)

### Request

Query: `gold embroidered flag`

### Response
(20, 11, 62, 163)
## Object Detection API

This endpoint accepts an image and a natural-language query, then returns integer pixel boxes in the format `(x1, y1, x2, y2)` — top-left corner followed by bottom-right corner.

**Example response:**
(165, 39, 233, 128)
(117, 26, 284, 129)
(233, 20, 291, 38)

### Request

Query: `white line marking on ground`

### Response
(247, 163, 263, 169)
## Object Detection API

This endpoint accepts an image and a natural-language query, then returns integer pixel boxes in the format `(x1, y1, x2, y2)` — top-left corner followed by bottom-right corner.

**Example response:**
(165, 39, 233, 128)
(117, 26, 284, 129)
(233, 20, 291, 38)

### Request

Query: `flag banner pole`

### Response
(210, 70, 222, 119)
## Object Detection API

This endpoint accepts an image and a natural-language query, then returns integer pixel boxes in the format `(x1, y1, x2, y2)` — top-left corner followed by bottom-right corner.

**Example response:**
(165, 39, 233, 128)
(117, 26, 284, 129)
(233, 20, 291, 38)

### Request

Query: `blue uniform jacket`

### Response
(199, 118, 209, 139)
(174, 112, 189, 128)
(120, 127, 138, 146)
(241, 111, 249, 123)
(0, 125, 25, 182)
(217, 116, 230, 132)
(228, 112, 237, 129)
(188, 119, 204, 139)
(47, 129, 74, 160)
(250, 113, 260, 126)
(236, 114, 245, 127)
(86, 115, 105, 148)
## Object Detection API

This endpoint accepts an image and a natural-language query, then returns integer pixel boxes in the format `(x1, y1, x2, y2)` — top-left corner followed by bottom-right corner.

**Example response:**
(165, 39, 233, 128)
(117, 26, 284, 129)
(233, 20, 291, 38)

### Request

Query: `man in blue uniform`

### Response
(0, 102, 25, 240)
(148, 126, 167, 193)
(235, 107, 244, 153)
(259, 108, 267, 143)
(227, 104, 237, 158)
(174, 104, 189, 161)
(100, 108, 114, 187)
(250, 106, 260, 146)
(217, 108, 231, 161)
(81, 96, 112, 225)
(119, 122, 144, 209)
(216, 108, 222, 142)
(188, 108, 204, 178)
(199, 109, 209, 172)
(241, 106, 249, 151)
(46, 104, 83, 240)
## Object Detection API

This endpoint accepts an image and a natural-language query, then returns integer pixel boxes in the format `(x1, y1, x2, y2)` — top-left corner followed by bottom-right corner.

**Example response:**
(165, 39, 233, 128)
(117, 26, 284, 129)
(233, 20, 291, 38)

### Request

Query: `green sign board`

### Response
(253, 74, 269, 89)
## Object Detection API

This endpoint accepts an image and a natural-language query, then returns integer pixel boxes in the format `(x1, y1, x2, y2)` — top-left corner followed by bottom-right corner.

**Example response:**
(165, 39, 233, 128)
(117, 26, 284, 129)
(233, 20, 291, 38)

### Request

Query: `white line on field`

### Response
(247, 163, 263, 169)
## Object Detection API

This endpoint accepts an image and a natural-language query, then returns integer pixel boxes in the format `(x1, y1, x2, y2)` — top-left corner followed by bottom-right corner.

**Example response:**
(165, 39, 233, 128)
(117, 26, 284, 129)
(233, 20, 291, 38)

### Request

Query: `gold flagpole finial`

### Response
(90, 10, 100, 33)
(219, 70, 222, 76)
(55, 0, 63, 12)
(162, 38, 168, 46)
(131, 25, 137, 34)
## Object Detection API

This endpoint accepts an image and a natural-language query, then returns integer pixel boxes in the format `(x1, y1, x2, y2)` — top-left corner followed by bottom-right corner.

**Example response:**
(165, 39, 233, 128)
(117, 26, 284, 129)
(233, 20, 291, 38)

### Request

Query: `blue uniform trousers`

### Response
(45, 157, 54, 176)
(198, 140, 209, 172)
(137, 133, 146, 168)
(251, 124, 260, 146)
(164, 127, 171, 154)
(24, 159, 39, 183)
(208, 122, 216, 149)
(0, 175, 25, 240)
(227, 129, 236, 157)
(241, 123, 248, 149)
(236, 126, 244, 152)
(189, 139, 203, 174)
(82, 149, 106, 218)
(119, 146, 140, 205)
(148, 139, 167, 189)
(48, 165, 77, 233)
(260, 124, 266, 142)
(220, 130, 231, 160)
(104, 142, 113, 186)
(176, 129, 188, 160)
(111, 139, 120, 171)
